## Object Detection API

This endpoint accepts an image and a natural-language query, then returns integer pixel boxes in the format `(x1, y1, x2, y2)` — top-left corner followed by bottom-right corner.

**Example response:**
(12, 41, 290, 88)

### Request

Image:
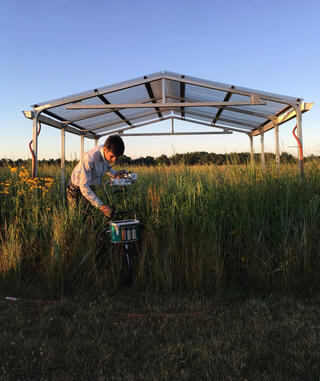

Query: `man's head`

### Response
(103, 135, 125, 164)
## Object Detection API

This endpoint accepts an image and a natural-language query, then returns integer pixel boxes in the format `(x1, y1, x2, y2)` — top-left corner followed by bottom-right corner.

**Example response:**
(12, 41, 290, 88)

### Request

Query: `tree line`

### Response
(1, 152, 319, 168)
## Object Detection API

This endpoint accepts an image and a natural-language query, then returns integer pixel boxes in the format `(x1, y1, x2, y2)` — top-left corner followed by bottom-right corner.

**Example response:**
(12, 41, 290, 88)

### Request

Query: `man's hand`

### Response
(114, 170, 127, 178)
(99, 205, 115, 218)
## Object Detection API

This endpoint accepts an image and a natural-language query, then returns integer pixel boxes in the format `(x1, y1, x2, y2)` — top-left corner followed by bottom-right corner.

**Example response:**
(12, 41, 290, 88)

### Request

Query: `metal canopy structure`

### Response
(23, 71, 313, 181)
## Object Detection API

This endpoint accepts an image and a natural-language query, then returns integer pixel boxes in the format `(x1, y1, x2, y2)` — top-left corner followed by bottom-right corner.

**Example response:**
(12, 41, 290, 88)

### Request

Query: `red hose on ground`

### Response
(292, 124, 303, 162)
(29, 122, 42, 178)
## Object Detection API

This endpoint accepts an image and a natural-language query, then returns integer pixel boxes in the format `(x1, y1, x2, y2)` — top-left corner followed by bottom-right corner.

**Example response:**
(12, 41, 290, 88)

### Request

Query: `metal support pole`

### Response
(32, 113, 39, 177)
(80, 135, 85, 166)
(162, 78, 166, 103)
(260, 130, 265, 169)
(171, 117, 174, 134)
(274, 122, 280, 169)
(61, 128, 66, 193)
(94, 138, 99, 147)
(249, 135, 254, 164)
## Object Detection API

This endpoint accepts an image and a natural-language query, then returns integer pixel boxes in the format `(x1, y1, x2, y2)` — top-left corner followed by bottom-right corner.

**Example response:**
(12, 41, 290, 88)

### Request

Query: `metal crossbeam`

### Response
(119, 131, 233, 136)
(169, 94, 275, 120)
(66, 98, 266, 110)
(61, 96, 162, 124)
(98, 115, 251, 138)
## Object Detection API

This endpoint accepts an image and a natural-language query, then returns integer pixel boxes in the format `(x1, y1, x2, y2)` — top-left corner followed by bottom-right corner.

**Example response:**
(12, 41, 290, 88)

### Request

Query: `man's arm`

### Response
(79, 159, 104, 208)
(79, 159, 115, 218)
(106, 168, 129, 179)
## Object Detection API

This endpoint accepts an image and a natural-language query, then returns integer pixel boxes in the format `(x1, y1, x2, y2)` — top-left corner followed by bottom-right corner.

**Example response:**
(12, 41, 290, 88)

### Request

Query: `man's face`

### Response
(103, 147, 118, 164)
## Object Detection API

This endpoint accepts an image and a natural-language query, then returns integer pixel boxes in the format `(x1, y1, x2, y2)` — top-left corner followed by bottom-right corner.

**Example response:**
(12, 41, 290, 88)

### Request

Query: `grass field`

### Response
(1, 161, 320, 379)
(1, 161, 320, 295)
(1, 292, 320, 380)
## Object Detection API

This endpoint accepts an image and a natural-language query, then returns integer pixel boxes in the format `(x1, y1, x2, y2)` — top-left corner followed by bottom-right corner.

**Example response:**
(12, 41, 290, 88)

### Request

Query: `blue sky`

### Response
(1, 0, 319, 160)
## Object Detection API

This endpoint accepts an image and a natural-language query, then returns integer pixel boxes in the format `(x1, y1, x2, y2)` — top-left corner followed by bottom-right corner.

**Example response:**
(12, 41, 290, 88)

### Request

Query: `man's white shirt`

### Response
(70, 145, 116, 208)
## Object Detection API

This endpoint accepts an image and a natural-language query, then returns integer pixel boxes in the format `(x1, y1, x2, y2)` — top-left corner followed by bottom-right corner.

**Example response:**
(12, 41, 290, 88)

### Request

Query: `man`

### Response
(66, 135, 125, 218)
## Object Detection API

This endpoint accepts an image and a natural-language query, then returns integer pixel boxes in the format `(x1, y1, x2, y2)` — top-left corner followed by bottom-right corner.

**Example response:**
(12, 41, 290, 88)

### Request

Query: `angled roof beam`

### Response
(70, 106, 258, 134)
(253, 104, 292, 133)
(101, 117, 233, 137)
(250, 103, 314, 137)
(180, 75, 185, 119)
(144, 76, 163, 120)
(99, 116, 173, 137)
(97, 94, 132, 127)
(97, 115, 248, 139)
(212, 87, 234, 125)
(172, 116, 250, 134)
(169, 94, 276, 120)
(180, 109, 260, 129)
(36, 114, 97, 138)
(42, 109, 86, 131)
(41, 105, 258, 136)
(96, 114, 227, 136)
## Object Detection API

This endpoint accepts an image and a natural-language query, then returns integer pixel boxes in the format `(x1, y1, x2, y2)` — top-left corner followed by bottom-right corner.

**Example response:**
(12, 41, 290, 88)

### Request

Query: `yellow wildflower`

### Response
(10, 167, 18, 172)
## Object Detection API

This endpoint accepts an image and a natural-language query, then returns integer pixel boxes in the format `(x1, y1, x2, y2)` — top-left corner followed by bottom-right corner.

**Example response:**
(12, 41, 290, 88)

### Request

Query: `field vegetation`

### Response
(1, 160, 320, 295)
(1, 159, 320, 379)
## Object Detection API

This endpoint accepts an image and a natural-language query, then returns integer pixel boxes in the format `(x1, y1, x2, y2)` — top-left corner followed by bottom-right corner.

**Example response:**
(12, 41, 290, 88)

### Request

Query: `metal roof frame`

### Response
(22, 71, 313, 180)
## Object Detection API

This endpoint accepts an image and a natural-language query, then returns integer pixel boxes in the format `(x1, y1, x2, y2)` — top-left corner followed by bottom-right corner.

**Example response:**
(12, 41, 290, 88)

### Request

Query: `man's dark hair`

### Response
(104, 135, 125, 157)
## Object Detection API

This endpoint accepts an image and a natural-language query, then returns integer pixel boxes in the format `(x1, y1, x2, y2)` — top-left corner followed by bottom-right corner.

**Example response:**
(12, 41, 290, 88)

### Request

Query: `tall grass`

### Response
(1, 161, 320, 295)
